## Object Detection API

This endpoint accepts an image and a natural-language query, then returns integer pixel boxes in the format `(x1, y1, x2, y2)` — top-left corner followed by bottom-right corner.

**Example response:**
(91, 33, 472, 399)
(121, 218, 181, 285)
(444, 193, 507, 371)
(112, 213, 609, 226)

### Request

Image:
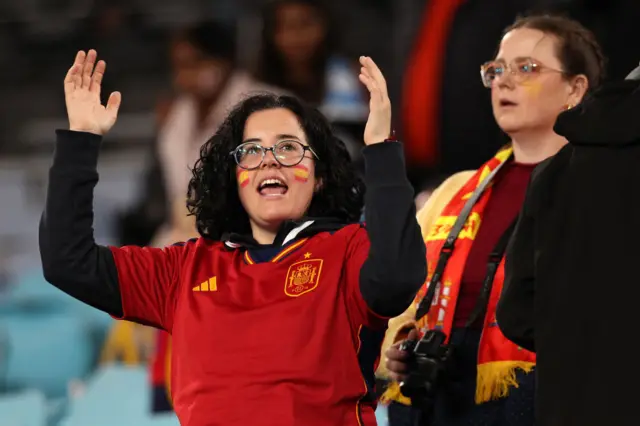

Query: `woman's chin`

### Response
(497, 119, 525, 135)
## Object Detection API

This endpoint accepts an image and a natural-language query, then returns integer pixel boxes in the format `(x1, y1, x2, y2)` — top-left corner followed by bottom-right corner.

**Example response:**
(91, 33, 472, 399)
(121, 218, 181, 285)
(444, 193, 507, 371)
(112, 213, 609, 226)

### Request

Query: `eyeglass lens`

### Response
(234, 140, 307, 169)
(481, 58, 538, 87)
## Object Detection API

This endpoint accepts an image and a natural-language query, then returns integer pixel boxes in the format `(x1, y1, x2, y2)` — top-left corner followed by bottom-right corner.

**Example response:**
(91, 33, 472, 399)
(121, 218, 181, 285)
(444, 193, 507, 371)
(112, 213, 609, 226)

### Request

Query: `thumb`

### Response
(106, 91, 122, 116)
(407, 328, 419, 342)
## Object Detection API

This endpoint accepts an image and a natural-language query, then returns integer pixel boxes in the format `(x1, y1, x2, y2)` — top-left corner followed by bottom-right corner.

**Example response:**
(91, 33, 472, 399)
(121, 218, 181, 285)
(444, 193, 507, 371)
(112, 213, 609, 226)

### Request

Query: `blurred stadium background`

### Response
(0, 1, 638, 425)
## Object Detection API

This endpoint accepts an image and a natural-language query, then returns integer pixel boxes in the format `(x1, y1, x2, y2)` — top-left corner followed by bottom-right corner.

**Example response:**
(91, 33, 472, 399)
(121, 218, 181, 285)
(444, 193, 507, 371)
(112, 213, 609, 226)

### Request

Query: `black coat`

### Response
(497, 69, 640, 426)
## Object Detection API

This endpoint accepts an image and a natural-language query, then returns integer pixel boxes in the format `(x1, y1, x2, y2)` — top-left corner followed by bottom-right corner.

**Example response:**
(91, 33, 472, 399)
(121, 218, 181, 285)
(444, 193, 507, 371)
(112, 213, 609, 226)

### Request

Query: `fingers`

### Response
(359, 56, 388, 99)
(64, 64, 81, 94)
(385, 332, 419, 383)
(82, 50, 97, 89)
(359, 71, 385, 106)
(90, 60, 106, 94)
(406, 328, 419, 341)
(386, 353, 410, 382)
(65, 50, 108, 96)
(385, 341, 410, 382)
(388, 369, 408, 383)
(358, 73, 377, 96)
(387, 341, 410, 362)
(106, 91, 122, 115)
(64, 51, 85, 93)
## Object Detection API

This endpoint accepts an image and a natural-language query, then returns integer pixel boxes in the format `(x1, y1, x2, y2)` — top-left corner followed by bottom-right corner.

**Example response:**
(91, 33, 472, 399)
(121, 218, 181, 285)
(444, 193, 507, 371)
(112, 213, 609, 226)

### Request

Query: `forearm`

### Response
(359, 142, 427, 317)
(39, 130, 123, 315)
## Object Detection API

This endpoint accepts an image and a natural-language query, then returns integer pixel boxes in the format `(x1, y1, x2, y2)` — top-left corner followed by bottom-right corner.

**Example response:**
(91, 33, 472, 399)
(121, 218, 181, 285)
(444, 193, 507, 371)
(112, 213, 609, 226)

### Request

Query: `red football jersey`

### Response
(110, 223, 387, 426)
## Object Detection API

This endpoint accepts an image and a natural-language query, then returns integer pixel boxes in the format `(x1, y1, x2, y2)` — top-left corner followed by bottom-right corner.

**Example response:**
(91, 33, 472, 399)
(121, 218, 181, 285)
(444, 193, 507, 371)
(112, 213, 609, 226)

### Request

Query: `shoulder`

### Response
(521, 145, 574, 215)
(434, 171, 476, 194)
(321, 222, 365, 240)
(309, 223, 368, 252)
(168, 237, 226, 257)
(528, 145, 573, 195)
(416, 170, 475, 234)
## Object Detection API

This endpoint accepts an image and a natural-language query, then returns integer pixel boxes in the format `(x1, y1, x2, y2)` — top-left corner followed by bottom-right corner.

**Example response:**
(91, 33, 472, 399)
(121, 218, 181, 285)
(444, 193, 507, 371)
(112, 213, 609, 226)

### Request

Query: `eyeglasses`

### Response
(480, 58, 565, 88)
(230, 140, 319, 170)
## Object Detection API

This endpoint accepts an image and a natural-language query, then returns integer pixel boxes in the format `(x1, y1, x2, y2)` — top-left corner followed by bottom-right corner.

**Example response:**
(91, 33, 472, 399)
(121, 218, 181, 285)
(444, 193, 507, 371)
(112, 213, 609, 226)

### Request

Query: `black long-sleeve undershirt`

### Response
(39, 130, 426, 319)
(39, 131, 123, 316)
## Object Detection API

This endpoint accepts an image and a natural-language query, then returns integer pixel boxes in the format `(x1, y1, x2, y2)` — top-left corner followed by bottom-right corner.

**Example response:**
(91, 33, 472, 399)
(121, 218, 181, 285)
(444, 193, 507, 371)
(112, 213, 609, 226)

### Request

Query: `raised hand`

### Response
(358, 56, 392, 145)
(64, 50, 121, 136)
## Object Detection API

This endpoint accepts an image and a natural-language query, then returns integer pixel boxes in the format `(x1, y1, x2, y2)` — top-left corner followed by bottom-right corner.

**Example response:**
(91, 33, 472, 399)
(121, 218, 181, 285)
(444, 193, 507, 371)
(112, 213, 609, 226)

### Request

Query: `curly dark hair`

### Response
(187, 93, 365, 240)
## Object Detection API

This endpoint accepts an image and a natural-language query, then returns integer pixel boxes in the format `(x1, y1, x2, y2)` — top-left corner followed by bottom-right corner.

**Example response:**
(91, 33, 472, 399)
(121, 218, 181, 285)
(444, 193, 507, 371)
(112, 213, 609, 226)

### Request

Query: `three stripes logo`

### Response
(193, 276, 217, 292)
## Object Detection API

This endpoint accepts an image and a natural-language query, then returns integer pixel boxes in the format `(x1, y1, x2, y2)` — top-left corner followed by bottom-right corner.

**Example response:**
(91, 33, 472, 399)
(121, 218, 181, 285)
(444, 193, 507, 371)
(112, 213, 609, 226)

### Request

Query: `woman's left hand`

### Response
(359, 56, 392, 145)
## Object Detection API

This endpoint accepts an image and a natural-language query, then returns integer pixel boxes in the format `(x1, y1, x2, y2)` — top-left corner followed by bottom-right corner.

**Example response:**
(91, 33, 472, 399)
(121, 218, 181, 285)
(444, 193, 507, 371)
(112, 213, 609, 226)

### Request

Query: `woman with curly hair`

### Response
(39, 49, 426, 426)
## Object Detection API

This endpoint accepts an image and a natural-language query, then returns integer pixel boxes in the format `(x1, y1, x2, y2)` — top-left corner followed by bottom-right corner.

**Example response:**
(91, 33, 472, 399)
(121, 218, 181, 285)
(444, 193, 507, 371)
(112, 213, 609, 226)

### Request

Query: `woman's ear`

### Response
(568, 74, 589, 105)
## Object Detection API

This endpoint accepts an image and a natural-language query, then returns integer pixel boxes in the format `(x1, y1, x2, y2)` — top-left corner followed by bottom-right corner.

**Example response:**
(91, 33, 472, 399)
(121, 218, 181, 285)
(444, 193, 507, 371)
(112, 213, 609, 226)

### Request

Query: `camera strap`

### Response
(464, 219, 517, 328)
(414, 156, 512, 322)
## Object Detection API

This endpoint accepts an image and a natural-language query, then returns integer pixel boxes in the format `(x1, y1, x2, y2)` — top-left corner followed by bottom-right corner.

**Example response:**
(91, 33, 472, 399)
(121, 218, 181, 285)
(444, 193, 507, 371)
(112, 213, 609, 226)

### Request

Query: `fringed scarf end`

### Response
(380, 381, 412, 406)
(475, 361, 535, 404)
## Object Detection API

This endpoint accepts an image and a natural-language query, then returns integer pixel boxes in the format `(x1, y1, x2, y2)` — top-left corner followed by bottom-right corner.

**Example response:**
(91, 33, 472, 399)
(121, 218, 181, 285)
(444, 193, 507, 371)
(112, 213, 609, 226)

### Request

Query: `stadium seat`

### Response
(0, 389, 47, 426)
(0, 270, 115, 363)
(2, 311, 94, 397)
(62, 365, 151, 426)
(2, 270, 112, 326)
(146, 413, 180, 426)
(375, 403, 389, 426)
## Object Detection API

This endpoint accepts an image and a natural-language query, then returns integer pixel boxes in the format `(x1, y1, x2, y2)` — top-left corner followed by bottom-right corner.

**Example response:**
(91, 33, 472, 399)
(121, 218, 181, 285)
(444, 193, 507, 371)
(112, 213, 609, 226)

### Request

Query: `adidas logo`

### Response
(193, 276, 217, 292)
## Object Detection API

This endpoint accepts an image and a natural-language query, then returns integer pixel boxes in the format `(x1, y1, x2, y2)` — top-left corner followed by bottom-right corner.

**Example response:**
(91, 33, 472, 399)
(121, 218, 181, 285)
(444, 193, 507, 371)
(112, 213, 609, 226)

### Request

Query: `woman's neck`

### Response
(286, 64, 315, 87)
(251, 225, 278, 245)
(510, 130, 568, 164)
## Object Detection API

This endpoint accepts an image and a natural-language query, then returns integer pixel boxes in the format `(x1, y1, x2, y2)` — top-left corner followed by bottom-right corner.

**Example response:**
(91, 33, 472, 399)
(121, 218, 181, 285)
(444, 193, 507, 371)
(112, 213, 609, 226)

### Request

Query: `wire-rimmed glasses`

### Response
(480, 57, 565, 88)
(230, 140, 319, 170)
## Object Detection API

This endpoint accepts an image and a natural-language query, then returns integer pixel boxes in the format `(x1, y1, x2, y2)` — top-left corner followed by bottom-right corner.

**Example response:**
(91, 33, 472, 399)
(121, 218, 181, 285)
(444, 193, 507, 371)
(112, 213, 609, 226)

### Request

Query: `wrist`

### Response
(69, 125, 103, 136)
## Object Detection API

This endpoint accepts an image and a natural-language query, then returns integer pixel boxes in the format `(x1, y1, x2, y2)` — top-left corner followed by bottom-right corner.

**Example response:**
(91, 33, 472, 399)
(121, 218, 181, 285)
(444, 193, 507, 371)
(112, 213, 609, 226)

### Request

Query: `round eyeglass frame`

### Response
(230, 140, 319, 170)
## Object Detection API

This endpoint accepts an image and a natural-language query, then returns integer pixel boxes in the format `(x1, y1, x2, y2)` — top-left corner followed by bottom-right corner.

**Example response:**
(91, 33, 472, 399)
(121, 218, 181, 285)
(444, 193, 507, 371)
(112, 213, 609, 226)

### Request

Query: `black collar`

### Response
(222, 217, 350, 250)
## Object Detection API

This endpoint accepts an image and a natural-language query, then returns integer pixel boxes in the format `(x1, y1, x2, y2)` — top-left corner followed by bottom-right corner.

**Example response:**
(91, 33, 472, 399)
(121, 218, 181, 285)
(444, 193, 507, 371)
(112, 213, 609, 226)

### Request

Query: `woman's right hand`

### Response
(64, 50, 121, 135)
(385, 328, 419, 382)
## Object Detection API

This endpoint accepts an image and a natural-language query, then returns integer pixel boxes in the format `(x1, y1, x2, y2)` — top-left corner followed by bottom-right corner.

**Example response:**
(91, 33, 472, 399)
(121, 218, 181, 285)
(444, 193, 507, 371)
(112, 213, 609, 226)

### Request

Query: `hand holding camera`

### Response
(386, 329, 454, 425)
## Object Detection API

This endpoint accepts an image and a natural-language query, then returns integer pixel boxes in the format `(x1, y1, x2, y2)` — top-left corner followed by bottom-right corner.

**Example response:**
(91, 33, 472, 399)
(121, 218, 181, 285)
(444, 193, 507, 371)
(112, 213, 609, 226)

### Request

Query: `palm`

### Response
(64, 50, 121, 136)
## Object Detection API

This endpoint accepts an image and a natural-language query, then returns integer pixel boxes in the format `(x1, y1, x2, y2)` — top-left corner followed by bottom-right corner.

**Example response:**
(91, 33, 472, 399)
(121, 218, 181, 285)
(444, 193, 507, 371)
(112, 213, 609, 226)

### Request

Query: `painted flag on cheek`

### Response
(293, 165, 310, 183)
(237, 170, 250, 188)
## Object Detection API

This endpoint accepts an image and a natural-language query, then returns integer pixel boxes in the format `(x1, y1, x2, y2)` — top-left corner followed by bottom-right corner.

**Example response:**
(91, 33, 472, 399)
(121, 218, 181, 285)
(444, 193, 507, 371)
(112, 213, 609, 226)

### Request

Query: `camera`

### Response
(399, 330, 453, 424)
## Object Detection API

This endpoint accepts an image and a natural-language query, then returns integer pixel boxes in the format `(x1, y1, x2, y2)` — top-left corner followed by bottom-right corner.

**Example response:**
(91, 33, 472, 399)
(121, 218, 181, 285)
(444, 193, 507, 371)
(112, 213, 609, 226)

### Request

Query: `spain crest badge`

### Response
(284, 259, 323, 297)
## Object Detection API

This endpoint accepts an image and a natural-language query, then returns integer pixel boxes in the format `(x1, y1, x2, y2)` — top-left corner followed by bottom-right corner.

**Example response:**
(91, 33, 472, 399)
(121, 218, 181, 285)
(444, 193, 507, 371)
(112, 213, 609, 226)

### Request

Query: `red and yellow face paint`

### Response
(236, 169, 250, 188)
(521, 79, 543, 97)
(293, 165, 310, 183)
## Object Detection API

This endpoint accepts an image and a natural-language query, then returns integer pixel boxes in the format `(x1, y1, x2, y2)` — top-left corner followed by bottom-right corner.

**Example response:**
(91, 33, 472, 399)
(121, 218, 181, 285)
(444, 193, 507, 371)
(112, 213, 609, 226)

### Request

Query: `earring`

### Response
(565, 103, 574, 111)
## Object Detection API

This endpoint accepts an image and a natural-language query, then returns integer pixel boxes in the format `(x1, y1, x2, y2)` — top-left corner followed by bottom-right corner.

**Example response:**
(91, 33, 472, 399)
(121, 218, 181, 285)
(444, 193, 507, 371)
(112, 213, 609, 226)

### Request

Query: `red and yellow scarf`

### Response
(384, 146, 536, 405)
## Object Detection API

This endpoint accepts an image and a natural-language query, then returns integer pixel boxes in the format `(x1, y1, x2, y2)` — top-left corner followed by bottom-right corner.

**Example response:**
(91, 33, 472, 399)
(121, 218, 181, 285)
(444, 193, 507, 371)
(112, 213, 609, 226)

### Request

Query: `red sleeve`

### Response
(109, 242, 191, 331)
(344, 228, 391, 331)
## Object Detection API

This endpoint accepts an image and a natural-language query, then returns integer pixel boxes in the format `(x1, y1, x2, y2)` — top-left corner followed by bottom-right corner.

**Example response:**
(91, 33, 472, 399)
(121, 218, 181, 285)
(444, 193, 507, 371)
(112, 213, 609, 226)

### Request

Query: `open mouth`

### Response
(499, 100, 517, 107)
(258, 178, 289, 196)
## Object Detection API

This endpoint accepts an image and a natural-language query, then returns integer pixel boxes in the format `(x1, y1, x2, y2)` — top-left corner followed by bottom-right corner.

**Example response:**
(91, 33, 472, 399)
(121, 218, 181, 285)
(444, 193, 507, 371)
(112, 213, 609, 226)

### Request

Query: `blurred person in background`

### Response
(498, 63, 640, 426)
(118, 21, 283, 248)
(40, 49, 426, 425)
(378, 14, 605, 426)
(154, 20, 283, 247)
(255, 0, 368, 161)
